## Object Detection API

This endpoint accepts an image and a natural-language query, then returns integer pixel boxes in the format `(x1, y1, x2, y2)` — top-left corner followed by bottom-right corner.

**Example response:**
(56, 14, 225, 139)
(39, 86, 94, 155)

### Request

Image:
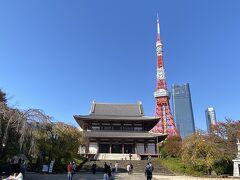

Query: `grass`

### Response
(157, 157, 204, 176)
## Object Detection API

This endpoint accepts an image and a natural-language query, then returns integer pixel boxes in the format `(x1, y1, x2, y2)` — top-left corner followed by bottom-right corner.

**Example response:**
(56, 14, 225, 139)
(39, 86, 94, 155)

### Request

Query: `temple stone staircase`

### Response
(96, 153, 140, 160)
(80, 159, 173, 175)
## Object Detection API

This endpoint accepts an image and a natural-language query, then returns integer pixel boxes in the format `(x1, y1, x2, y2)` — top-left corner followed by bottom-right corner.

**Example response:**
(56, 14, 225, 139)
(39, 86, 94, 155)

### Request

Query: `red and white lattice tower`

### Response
(150, 15, 179, 137)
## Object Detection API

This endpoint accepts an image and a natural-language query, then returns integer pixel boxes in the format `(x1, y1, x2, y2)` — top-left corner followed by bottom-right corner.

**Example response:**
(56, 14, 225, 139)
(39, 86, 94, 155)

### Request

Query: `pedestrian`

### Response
(104, 162, 108, 172)
(126, 164, 131, 175)
(115, 162, 118, 173)
(129, 153, 132, 160)
(145, 163, 153, 180)
(13, 170, 23, 180)
(103, 172, 109, 180)
(148, 155, 151, 161)
(67, 162, 73, 180)
(20, 160, 26, 178)
(149, 162, 154, 172)
(72, 162, 76, 174)
(103, 162, 109, 180)
(130, 163, 133, 174)
(92, 162, 96, 174)
(107, 164, 113, 180)
(109, 163, 112, 172)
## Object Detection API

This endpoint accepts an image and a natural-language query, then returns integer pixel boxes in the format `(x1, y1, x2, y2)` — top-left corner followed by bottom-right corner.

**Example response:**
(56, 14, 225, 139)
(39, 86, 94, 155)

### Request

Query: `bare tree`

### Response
(0, 102, 52, 159)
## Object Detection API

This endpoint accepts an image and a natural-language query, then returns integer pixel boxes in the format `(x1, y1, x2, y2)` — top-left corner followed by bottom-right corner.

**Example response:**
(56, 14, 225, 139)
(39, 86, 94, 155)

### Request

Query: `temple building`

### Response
(74, 101, 167, 160)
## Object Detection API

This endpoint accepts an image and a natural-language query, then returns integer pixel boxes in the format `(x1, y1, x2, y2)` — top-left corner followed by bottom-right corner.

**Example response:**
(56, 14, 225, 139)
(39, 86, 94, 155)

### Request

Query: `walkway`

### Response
(24, 172, 237, 180)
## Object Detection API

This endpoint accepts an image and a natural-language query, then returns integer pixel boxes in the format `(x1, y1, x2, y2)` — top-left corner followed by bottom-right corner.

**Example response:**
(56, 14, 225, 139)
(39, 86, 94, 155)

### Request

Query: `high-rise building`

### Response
(172, 83, 195, 139)
(205, 107, 217, 132)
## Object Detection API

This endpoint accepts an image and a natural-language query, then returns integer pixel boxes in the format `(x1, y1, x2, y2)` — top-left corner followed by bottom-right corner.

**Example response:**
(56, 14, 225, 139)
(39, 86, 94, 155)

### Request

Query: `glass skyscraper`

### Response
(205, 107, 217, 133)
(172, 83, 195, 139)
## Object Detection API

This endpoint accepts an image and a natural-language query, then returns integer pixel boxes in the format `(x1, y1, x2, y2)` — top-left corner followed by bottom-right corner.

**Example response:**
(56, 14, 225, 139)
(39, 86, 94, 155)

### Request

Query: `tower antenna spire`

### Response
(157, 13, 161, 41)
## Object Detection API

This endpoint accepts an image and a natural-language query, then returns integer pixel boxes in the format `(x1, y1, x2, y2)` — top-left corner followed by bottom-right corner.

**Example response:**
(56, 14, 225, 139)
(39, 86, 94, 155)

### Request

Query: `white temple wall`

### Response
(89, 142, 98, 154)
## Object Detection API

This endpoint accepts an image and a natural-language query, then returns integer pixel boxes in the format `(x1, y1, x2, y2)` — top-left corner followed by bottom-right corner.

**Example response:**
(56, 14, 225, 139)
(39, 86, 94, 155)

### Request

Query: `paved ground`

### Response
(23, 172, 240, 180)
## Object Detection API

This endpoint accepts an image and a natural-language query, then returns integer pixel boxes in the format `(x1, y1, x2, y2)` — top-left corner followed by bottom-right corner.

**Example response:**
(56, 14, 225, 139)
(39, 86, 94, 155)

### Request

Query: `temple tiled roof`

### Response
(90, 102, 144, 116)
(74, 101, 159, 121)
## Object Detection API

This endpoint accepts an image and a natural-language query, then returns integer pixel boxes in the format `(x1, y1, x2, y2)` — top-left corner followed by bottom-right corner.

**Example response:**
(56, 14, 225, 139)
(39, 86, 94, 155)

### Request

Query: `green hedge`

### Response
(158, 157, 204, 176)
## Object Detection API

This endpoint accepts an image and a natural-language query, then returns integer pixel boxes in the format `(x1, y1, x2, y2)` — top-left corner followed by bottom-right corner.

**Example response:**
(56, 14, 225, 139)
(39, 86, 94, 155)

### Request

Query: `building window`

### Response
(134, 127, 143, 131)
(113, 125, 121, 130)
(102, 126, 112, 130)
(92, 126, 100, 130)
(123, 126, 133, 131)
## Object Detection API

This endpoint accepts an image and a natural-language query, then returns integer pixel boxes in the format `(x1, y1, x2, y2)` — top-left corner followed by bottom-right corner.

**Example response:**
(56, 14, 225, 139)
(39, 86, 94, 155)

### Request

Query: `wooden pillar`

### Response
(144, 140, 148, 154)
(97, 140, 100, 153)
(86, 142, 89, 159)
(133, 140, 136, 154)
(122, 141, 124, 154)
(155, 137, 158, 154)
(110, 142, 112, 154)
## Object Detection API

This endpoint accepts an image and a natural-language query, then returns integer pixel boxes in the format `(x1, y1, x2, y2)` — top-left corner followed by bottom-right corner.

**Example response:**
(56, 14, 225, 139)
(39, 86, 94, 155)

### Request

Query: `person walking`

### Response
(126, 164, 131, 175)
(103, 162, 109, 180)
(145, 163, 153, 180)
(115, 162, 118, 173)
(149, 162, 154, 172)
(92, 162, 96, 174)
(130, 163, 133, 174)
(67, 162, 73, 180)
(109, 163, 112, 172)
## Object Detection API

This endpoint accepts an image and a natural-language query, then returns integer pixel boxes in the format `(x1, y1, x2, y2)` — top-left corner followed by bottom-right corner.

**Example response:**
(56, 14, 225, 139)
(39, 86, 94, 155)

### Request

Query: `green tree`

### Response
(181, 132, 231, 174)
(159, 136, 182, 158)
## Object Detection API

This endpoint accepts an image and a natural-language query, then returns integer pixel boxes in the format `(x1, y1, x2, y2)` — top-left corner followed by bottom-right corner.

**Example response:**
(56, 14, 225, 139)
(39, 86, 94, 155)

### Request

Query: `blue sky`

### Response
(0, 0, 239, 131)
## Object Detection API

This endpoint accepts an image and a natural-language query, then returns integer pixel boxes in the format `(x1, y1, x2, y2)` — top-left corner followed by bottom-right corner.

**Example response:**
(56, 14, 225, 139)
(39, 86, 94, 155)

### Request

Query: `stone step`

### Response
(96, 153, 140, 160)
(80, 159, 173, 175)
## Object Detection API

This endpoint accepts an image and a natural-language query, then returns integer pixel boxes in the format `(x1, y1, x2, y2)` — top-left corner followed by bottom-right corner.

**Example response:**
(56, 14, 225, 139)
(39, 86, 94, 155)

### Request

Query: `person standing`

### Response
(115, 162, 118, 173)
(72, 162, 76, 174)
(92, 162, 96, 174)
(129, 153, 132, 160)
(67, 162, 73, 180)
(145, 163, 153, 180)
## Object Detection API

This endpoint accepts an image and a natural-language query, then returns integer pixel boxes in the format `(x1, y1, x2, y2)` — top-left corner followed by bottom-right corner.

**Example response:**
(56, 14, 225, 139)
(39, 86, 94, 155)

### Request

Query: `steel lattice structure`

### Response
(150, 16, 179, 137)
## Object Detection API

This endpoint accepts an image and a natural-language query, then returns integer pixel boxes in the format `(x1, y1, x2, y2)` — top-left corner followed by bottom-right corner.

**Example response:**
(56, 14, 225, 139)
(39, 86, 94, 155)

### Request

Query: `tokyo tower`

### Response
(150, 15, 179, 137)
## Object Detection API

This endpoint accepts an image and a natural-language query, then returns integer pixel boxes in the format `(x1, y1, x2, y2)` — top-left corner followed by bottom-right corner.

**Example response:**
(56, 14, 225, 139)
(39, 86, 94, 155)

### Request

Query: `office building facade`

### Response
(172, 83, 195, 139)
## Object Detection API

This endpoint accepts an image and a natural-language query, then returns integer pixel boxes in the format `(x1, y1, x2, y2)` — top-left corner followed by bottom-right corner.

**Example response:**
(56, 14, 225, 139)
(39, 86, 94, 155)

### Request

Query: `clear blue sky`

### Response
(0, 0, 239, 131)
